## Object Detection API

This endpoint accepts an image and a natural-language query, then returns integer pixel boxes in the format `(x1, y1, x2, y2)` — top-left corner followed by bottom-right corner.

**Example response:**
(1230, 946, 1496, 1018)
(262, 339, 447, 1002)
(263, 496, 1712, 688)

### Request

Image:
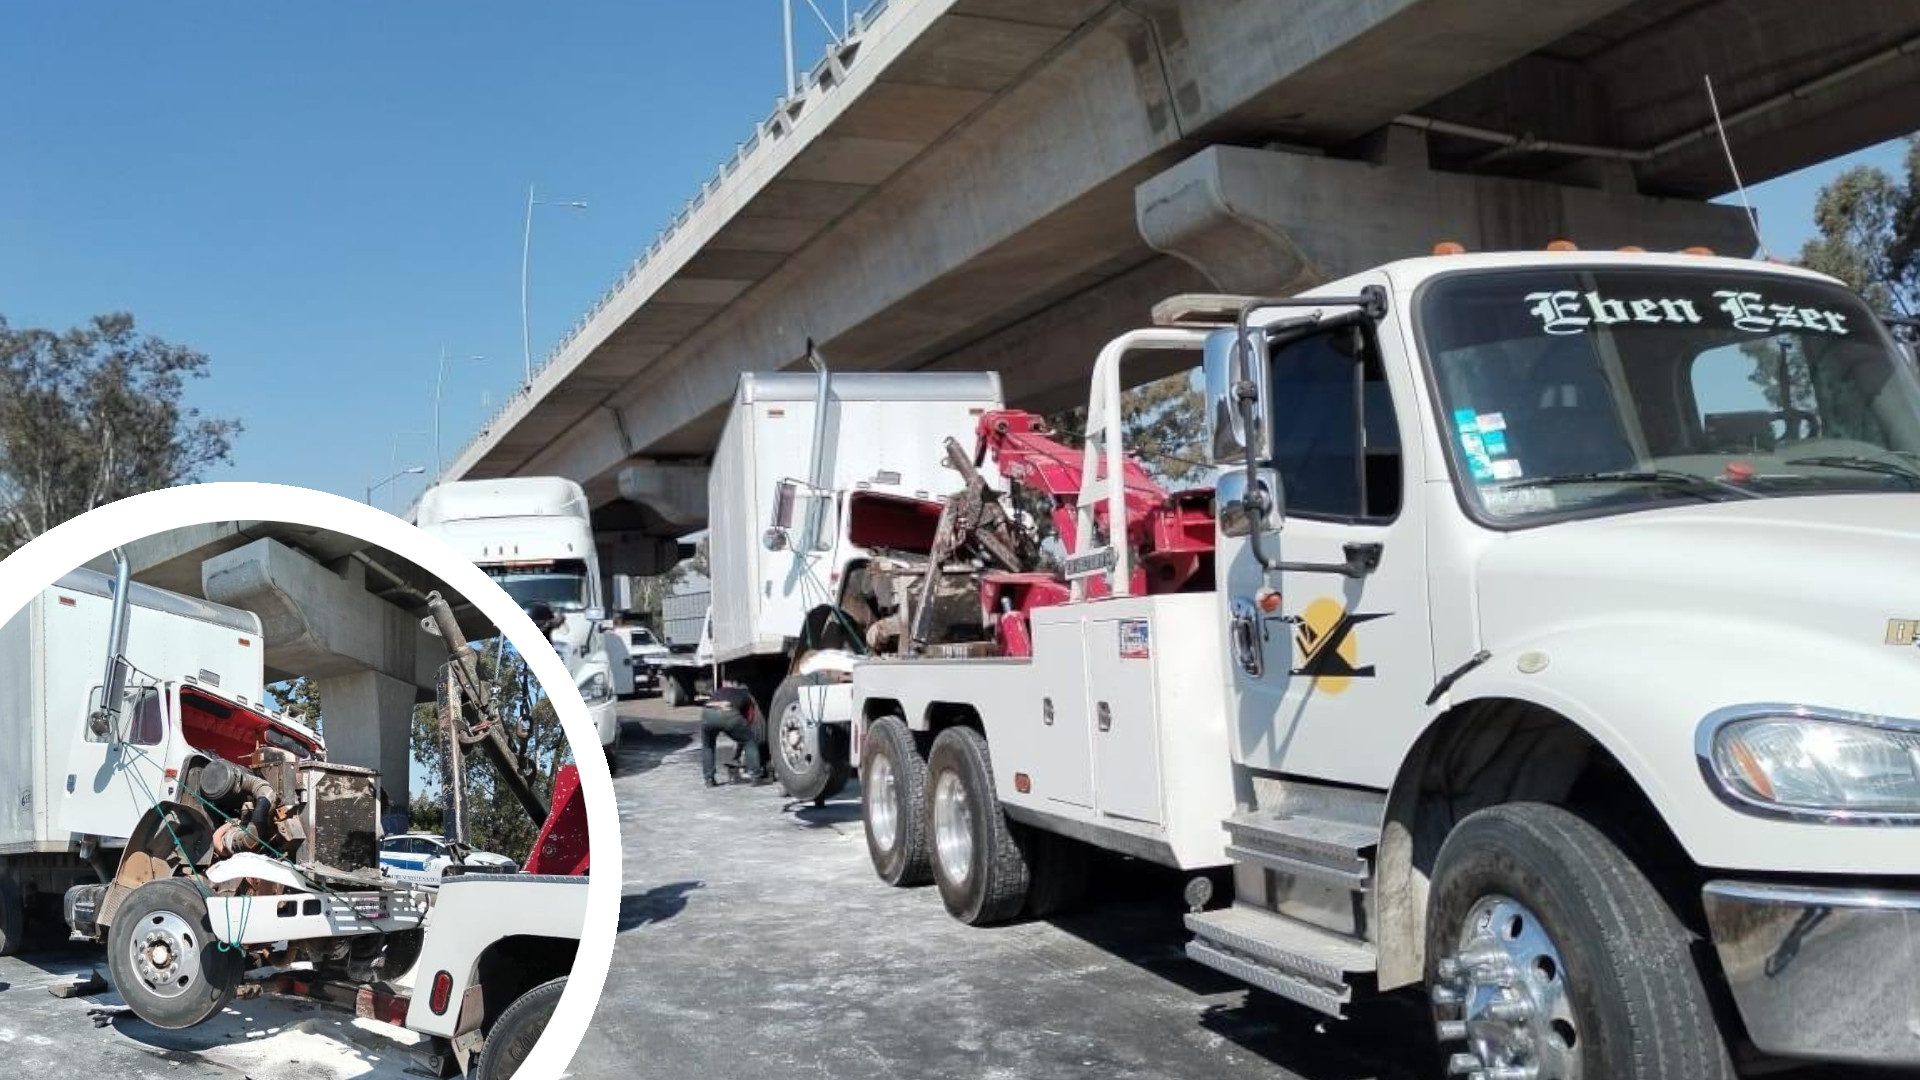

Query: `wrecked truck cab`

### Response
(65, 680, 429, 1029)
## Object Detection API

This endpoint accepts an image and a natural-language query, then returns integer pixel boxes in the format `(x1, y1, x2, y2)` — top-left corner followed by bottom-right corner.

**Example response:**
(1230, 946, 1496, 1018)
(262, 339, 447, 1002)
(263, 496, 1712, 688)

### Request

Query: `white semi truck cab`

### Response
(851, 250, 1920, 1076)
(415, 478, 621, 760)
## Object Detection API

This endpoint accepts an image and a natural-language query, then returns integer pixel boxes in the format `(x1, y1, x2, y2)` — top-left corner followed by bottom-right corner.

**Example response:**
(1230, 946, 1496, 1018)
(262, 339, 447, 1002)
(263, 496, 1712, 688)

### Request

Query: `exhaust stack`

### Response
(90, 548, 133, 738)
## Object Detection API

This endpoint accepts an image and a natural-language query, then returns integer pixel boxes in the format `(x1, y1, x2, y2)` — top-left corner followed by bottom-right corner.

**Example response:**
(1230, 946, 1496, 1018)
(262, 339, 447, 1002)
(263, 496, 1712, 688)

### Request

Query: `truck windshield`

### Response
(1420, 267, 1920, 522)
(485, 560, 591, 611)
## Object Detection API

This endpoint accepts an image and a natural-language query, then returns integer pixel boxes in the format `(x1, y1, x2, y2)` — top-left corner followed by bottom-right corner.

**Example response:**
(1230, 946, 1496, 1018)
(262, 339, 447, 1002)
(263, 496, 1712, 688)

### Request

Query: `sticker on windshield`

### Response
(1489, 459, 1523, 480)
(1525, 288, 1851, 337)
(1474, 412, 1506, 433)
(1483, 430, 1509, 455)
(1482, 486, 1556, 515)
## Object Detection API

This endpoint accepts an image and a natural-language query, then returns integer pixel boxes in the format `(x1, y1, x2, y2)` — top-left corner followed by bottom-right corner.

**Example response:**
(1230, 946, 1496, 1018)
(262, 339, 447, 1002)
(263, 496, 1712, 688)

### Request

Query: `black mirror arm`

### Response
(1277, 542, 1383, 579)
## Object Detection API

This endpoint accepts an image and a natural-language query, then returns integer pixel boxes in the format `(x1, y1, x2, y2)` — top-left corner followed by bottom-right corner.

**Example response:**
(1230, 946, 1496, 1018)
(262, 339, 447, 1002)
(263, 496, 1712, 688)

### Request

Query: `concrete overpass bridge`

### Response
(87, 524, 492, 808)
(441, 0, 1920, 562)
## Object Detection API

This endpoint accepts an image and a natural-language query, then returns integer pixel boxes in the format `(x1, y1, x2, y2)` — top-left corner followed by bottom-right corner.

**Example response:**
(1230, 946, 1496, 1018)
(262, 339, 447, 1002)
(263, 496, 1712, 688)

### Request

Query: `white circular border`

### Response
(0, 482, 620, 1079)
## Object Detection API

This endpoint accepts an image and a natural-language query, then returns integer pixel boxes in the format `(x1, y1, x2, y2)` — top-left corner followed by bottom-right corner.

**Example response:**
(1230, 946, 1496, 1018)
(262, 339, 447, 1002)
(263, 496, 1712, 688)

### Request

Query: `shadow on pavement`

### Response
(789, 800, 862, 827)
(618, 880, 703, 932)
(613, 721, 692, 779)
(1042, 853, 1432, 1079)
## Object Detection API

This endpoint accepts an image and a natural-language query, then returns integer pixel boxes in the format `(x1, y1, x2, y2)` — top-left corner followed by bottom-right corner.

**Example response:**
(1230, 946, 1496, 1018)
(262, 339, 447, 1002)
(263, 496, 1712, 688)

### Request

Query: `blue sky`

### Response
(0, 3, 1910, 510)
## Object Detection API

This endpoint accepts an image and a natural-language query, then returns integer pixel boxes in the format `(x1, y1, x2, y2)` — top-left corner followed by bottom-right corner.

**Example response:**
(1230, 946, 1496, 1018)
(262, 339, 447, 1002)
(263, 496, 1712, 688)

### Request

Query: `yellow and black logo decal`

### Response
(1292, 597, 1388, 695)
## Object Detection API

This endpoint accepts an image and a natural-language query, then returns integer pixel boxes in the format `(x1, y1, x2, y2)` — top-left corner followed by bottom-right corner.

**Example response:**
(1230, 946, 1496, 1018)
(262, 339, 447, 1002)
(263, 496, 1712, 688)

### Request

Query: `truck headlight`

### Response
(1702, 706, 1920, 821)
(581, 672, 612, 704)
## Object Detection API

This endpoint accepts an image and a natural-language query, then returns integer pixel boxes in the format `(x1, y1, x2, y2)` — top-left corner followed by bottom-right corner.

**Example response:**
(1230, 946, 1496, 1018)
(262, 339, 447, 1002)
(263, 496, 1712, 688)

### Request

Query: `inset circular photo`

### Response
(0, 483, 617, 1080)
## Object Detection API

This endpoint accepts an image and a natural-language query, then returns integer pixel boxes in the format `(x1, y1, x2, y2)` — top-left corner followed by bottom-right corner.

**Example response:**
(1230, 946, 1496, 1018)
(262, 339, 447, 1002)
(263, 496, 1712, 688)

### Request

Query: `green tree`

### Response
(267, 677, 324, 739)
(1797, 137, 1919, 317)
(1042, 369, 1211, 488)
(408, 641, 571, 860)
(0, 313, 241, 555)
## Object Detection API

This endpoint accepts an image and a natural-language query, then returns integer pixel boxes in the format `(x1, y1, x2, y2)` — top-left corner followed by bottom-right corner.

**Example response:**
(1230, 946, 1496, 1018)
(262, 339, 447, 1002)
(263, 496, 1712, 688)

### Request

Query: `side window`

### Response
(127, 687, 164, 746)
(84, 685, 164, 745)
(1267, 327, 1402, 520)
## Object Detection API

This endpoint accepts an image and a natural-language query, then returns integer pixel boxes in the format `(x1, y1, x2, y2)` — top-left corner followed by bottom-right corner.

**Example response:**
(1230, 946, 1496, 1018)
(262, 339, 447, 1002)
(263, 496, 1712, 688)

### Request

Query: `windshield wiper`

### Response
(1494, 470, 1755, 501)
(1783, 455, 1920, 487)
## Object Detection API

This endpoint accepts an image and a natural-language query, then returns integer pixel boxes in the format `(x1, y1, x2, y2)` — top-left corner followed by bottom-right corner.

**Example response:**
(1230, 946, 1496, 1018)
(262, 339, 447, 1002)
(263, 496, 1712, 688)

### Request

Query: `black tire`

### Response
(769, 674, 853, 804)
(1425, 803, 1735, 1080)
(1022, 828, 1089, 919)
(0, 875, 23, 957)
(473, 975, 567, 1080)
(924, 726, 1029, 926)
(861, 715, 931, 887)
(661, 672, 688, 708)
(604, 719, 622, 777)
(106, 877, 243, 1030)
(340, 928, 425, 984)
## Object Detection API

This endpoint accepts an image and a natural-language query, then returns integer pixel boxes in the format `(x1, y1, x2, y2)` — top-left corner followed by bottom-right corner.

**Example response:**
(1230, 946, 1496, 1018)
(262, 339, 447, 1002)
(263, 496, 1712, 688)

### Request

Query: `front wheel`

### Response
(1425, 802, 1735, 1080)
(769, 675, 852, 805)
(473, 975, 567, 1080)
(106, 878, 243, 1029)
(661, 673, 688, 708)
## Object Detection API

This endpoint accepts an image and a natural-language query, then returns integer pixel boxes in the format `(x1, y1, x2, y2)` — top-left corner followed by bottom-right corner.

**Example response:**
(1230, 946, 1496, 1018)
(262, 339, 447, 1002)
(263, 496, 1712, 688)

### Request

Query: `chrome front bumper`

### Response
(1702, 881, 1920, 1066)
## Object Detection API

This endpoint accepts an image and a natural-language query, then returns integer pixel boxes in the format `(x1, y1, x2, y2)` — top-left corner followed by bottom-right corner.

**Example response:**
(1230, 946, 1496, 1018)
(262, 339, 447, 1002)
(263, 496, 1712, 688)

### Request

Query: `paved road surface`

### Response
(574, 697, 1434, 1080)
(0, 942, 424, 1079)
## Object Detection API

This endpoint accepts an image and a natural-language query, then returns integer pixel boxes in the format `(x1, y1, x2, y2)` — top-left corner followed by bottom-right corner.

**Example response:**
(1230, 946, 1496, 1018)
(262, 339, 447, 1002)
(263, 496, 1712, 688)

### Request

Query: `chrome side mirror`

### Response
(1217, 468, 1283, 537)
(771, 478, 799, 529)
(1203, 326, 1269, 463)
(584, 607, 607, 623)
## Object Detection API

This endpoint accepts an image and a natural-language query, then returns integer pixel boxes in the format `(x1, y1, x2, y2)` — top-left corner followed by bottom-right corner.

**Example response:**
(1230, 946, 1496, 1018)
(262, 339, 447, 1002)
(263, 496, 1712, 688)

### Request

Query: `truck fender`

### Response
(204, 852, 308, 892)
(1375, 615, 1910, 988)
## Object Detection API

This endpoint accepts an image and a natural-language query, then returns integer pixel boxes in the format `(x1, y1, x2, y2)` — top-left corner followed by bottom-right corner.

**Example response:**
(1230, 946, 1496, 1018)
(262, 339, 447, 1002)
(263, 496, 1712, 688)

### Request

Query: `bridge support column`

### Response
(1136, 144, 1757, 295)
(317, 669, 418, 810)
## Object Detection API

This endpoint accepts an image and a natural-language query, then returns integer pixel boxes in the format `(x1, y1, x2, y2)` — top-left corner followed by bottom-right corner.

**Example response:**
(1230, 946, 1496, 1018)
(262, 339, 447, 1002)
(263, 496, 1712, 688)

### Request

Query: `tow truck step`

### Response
(1222, 809, 1380, 887)
(1185, 903, 1375, 1017)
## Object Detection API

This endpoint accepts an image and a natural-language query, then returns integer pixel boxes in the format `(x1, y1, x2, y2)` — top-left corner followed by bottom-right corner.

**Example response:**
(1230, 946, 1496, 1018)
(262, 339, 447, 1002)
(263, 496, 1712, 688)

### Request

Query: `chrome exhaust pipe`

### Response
(91, 547, 132, 738)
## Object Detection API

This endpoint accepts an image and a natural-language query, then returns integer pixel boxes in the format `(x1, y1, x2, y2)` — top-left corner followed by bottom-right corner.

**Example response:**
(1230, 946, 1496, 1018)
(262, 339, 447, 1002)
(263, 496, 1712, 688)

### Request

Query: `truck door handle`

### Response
(1230, 597, 1265, 677)
(1097, 701, 1112, 732)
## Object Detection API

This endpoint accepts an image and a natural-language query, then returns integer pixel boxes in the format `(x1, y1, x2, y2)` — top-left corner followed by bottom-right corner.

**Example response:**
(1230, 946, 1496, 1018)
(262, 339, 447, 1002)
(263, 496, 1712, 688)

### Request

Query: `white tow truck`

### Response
(851, 249, 1920, 1076)
(660, 366, 1004, 804)
(415, 478, 622, 763)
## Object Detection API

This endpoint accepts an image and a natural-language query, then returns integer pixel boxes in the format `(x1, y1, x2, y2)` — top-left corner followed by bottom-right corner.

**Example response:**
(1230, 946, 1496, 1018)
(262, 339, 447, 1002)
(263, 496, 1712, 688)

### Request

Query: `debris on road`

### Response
(47, 969, 106, 998)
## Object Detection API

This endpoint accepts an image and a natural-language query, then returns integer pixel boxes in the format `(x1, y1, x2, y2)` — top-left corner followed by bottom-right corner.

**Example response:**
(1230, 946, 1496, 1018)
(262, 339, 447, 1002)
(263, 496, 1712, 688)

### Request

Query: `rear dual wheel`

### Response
(925, 726, 1030, 926)
(861, 715, 930, 886)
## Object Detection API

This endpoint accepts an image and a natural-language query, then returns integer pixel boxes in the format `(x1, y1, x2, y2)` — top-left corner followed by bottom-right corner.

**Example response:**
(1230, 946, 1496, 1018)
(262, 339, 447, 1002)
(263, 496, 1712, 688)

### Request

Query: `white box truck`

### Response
(666, 369, 1003, 804)
(415, 477, 622, 762)
(851, 250, 1920, 1076)
(2, 556, 428, 1029)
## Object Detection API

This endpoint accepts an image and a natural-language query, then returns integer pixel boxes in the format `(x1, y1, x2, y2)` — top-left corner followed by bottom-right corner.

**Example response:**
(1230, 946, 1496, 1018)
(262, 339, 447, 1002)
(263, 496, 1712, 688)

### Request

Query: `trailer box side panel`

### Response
(1, 599, 41, 849)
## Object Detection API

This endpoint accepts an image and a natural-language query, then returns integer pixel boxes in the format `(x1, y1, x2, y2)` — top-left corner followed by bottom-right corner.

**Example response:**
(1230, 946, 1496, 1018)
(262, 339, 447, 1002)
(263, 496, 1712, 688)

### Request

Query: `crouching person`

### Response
(700, 682, 766, 788)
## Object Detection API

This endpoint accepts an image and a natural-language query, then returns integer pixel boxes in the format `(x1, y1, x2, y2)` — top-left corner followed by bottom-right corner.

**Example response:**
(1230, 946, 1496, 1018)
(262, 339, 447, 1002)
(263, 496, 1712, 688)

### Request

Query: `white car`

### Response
(378, 834, 517, 886)
(615, 624, 671, 691)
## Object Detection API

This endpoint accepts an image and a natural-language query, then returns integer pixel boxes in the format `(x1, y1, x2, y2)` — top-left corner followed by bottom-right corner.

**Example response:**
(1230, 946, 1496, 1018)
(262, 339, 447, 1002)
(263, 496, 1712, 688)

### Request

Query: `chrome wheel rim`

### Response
(932, 769, 973, 886)
(776, 698, 813, 775)
(1432, 893, 1581, 1080)
(866, 752, 899, 852)
(132, 909, 202, 1000)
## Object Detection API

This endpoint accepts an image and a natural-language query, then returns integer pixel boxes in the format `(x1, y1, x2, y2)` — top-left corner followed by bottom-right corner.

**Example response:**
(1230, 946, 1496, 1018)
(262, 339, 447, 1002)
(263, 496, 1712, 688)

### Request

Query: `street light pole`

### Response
(434, 348, 485, 477)
(519, 183, 588, 386)
(390, 428, 428, 507)
(367, 465, 427, 507)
